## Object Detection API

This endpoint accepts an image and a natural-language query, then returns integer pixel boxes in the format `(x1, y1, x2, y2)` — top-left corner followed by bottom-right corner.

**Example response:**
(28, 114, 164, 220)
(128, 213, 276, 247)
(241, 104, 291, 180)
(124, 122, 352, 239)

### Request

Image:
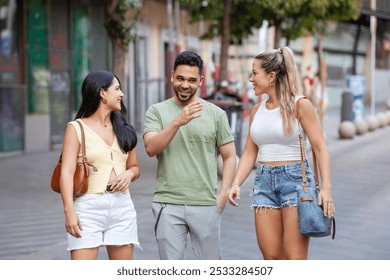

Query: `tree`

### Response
(220, 0, 232, 81)
(258, 0, 359, 123)
(179, 0, 265, 81)
(102, 0, 142, 92)
(180, 0, 360, 83)
(306, 0, 360, 124)
(235, 0, 360, 48)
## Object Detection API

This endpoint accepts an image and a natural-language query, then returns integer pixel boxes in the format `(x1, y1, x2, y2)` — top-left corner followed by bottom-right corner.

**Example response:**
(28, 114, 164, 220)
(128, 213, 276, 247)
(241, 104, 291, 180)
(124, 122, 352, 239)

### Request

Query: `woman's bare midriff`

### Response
(108, 168, 118, 186)
(259, 160, 300, 166)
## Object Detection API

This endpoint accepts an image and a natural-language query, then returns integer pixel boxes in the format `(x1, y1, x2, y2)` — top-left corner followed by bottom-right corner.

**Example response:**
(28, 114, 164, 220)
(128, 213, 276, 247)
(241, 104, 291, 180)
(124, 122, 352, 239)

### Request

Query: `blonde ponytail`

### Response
(255, 47, 302, 135)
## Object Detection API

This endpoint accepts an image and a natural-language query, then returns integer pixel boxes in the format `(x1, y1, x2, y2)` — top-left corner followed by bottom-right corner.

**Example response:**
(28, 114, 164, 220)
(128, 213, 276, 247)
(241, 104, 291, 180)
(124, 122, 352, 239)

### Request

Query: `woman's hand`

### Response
(318, 187, 335, 218)
(112, 169, 136, 192)
(65, 209, 82, 238)
(228, 184, 241, 207)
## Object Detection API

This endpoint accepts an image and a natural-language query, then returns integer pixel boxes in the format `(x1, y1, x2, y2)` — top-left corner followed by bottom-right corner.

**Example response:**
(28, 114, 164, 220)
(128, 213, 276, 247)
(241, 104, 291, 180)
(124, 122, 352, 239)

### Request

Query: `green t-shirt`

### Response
(144, 98, 234, 205)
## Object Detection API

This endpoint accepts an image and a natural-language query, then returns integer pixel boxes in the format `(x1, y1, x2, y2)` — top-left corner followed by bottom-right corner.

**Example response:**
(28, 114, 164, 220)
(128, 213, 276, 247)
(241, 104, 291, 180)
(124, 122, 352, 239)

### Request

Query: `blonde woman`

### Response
(228, 47, 334, 260)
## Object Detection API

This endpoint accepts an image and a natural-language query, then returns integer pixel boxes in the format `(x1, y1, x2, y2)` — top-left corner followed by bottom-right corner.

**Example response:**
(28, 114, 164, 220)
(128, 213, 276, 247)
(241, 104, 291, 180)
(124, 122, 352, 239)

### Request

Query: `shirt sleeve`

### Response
(216, 110, 235, 147)
(143, 105, 163, 135)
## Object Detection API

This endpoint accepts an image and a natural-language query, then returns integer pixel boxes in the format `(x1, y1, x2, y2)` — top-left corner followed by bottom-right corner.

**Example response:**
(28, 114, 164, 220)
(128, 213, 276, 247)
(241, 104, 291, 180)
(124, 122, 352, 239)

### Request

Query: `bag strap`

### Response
(296, 97, 308, 192)
(75, 119, 97, 173)
(296, 98, 336, 239)
(57, 120, 88, 165)
(296, 97, 319, 192)
(75, 119, 86, 162)
(312, 149, 319, 188)
(56, 119, 97, 181)
(57, 120, 85, 164)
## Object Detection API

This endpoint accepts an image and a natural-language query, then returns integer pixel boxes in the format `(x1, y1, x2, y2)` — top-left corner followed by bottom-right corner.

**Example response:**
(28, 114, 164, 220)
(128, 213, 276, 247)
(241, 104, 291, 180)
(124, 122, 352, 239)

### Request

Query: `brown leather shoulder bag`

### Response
(51, 119, 95, 197)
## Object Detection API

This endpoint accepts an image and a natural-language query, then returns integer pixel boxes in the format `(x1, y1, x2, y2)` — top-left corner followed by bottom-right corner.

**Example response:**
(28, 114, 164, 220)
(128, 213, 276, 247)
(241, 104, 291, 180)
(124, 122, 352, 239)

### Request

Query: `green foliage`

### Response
(179, 0, 360, 43)
(180, 0, 223, 39)
(102, 0, 142, 49)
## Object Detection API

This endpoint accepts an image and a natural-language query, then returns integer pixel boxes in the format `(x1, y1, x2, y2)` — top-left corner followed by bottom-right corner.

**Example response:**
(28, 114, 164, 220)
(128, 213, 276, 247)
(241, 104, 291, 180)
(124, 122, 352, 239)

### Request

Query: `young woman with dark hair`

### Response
(60, 71, 140, 260)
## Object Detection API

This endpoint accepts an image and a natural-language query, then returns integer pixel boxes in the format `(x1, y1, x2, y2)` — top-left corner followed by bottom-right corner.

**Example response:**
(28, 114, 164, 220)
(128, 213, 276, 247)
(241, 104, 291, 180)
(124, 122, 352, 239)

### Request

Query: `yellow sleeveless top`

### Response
(69, 119, 128, 194)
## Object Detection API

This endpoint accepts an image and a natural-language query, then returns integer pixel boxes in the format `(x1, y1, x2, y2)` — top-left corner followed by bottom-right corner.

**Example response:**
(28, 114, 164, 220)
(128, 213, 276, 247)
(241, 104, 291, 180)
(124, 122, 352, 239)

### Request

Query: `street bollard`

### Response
(367, 115, 380, 131)
(341, 90, 353, 122)
(338, 120, 356, 139)
(377, 112, 388, 128)
(355, 119, 369, 135)
(386, 111, 390, 125)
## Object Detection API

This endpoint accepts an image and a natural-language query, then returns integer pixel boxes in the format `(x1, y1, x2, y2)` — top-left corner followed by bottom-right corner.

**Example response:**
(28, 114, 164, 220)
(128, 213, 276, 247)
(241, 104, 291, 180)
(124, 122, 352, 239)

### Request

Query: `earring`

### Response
(269, 80, 274, 87)
(102, 98, 107, 104)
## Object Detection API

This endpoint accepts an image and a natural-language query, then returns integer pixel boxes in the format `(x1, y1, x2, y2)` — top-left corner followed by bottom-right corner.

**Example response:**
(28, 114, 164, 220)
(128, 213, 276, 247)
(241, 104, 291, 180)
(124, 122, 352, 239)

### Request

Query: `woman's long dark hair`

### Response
(75, 71, 137, 153)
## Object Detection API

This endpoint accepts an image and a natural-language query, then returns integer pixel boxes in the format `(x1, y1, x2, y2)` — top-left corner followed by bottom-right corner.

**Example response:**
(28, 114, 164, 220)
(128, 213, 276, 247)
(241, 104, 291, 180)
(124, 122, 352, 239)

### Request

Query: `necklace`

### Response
(91, 117, 108, 128)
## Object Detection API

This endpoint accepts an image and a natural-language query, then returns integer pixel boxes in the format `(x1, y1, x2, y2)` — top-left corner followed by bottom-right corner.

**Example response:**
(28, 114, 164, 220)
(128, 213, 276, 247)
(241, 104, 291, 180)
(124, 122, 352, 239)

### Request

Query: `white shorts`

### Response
(67, 191, 139, 251)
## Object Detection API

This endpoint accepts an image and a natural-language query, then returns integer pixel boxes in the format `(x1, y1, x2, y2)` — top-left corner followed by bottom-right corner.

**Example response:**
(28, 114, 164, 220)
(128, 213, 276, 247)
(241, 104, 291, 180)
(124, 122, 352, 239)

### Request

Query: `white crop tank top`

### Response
(250, 95, 306, 162)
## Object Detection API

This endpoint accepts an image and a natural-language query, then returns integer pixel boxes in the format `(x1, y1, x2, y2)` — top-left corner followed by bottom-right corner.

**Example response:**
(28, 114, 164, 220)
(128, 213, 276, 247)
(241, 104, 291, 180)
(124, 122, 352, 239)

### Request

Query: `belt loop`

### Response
(257, 163, 263, 175)
(256, 162, 261, 174)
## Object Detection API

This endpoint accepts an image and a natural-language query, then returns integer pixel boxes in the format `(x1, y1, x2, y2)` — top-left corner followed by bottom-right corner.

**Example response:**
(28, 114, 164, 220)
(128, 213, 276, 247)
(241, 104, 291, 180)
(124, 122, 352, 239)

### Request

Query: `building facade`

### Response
(0, 0, 217, 154)
(1, 0, 389, 155)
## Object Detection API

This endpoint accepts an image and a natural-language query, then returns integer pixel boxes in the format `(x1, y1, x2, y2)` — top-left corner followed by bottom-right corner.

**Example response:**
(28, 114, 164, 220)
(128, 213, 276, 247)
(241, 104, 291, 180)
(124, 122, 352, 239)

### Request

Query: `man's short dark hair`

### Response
(173, 51, 204, 76)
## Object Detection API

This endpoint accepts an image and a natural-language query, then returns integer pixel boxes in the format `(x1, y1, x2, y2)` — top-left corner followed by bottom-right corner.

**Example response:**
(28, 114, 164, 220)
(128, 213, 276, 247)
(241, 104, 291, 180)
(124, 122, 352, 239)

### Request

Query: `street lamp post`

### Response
(370, 0, 376, 115)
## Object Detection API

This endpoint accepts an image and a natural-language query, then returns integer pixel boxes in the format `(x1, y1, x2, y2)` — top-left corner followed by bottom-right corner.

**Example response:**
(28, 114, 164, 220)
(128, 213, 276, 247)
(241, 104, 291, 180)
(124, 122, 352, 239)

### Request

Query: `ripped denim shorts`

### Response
(251, 160, 315, 209)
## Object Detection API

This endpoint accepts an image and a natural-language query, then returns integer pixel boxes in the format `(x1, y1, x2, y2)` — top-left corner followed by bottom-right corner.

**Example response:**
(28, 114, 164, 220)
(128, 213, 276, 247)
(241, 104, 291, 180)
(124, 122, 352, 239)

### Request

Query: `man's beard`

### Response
(174, 88, 196, 103)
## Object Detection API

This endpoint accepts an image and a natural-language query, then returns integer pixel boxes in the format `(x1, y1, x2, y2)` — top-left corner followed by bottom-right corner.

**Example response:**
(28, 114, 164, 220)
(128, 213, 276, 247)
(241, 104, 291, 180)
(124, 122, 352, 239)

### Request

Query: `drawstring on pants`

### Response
(154, 203, 166, 237)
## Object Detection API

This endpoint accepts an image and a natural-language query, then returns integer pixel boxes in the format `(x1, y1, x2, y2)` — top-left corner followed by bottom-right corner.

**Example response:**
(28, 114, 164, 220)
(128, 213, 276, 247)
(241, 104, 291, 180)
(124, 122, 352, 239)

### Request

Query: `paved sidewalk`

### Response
(1, 104, 390, 260)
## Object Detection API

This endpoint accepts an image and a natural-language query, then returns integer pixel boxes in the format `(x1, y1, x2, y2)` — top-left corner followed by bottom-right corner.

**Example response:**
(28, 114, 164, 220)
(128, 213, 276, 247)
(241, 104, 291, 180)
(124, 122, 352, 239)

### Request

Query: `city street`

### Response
(0, 105, 390, 260)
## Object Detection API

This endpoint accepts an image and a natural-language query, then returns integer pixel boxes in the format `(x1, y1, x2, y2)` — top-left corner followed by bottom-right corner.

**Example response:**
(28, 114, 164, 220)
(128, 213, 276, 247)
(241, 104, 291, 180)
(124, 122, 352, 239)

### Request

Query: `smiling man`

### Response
(143, 51, 236, 260)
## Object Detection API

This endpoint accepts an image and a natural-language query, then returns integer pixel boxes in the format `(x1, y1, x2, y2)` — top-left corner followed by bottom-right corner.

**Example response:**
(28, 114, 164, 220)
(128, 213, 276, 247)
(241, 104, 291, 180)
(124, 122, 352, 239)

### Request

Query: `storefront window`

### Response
(322, 23, 358, 52)
(0, 0, 24, 151)
(0, 0, 20, 84)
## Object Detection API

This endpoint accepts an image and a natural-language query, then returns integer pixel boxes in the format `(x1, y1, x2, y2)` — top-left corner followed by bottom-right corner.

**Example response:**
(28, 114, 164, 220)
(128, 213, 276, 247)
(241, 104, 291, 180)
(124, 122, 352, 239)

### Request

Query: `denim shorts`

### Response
(67, 191, 140, 251)
(252, 160, 315, 209)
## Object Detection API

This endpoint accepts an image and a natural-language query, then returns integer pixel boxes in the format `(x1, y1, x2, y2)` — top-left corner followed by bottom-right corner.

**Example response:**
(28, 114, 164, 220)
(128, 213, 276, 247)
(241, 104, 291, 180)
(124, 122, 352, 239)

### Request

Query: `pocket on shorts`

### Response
(284, 168, 303, 182)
